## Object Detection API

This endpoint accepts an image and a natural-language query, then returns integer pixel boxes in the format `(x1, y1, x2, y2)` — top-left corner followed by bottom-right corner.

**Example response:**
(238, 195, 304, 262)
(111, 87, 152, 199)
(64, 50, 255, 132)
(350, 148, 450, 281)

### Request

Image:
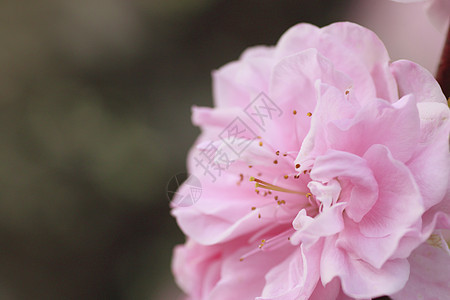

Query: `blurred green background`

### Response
(0, 0, 443, 299)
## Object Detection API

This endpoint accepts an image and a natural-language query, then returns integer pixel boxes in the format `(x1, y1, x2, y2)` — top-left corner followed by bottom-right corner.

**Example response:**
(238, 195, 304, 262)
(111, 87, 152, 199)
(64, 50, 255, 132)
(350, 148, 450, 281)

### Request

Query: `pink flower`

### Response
(171, 22, 450, 299)
(390, 0, 450, 31)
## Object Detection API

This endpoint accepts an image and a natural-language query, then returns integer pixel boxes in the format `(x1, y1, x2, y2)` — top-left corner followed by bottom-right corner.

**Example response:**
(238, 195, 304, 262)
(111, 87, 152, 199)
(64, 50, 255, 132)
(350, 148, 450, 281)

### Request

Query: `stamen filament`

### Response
(239, 229, 294, 262)
(250, 176, 306, 195)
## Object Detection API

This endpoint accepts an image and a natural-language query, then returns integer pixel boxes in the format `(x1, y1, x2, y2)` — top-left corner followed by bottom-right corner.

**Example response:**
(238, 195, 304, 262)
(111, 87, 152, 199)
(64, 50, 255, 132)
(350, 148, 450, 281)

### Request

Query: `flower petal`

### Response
(290, 203, 346, 247)
(320, 22, 397, 102)
(208, 236, 296, 300)
(359, 144, 424, 238)
(390, 241, 450, 299)
(390, 59, 447, 104)
(172, 240, 222, 299)
(274, 23, 321, 59)
(296, 82, 359, 171)
(213, 46, 275, 108)
(258, 242, 323, 300)
(268, 49, 353, 152)
(327, 94, 420, 162)
(321, 236, 410, 298)
(337, 217, 420, 269)
(406, 102, 450, 209)
(309, 150, 378, 223)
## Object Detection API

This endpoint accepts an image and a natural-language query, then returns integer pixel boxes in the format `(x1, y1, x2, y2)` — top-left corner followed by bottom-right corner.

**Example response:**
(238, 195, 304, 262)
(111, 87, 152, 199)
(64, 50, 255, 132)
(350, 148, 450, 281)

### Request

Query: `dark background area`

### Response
(0, 0, 444, 299)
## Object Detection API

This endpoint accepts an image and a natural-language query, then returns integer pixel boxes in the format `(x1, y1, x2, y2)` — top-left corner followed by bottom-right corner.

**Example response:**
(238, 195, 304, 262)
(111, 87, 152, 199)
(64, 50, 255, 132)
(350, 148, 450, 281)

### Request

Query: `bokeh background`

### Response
(0, 0, 445, 299)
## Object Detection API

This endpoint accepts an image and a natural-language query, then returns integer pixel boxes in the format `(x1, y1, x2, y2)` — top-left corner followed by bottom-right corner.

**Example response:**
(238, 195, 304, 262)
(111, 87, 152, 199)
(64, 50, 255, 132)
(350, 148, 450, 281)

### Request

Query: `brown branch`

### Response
(436, 27, 450, 98)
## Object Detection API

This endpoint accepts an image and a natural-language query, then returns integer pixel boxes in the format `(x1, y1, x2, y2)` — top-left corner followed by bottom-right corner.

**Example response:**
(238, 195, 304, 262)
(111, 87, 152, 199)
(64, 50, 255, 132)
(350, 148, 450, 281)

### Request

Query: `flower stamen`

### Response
(427, 233, 445, 249)
(239, 230, 294, 262)
(250, 177, 306, 195)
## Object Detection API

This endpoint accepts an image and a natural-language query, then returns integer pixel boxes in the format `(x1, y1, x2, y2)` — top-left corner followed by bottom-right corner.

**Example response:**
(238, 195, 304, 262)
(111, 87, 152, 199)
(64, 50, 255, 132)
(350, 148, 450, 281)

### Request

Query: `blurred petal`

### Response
(390, 60, 447, 104)
(391, 241, 450, 299)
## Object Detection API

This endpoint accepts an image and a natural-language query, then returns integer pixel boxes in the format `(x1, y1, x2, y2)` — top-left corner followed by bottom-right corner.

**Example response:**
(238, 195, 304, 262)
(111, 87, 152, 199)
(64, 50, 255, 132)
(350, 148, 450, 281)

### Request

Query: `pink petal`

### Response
(290, 203, 346, 247)
(309, 150, 378, 222)
(359, 144, 424, 237)
(321, 236, 410, 298)
(292, 209, 314, 232)
(276, 22, 397, 102)
(267, 49, 353, 152)
(171, 172, 270, 244)
(309, 278, 341, 300)
(192, 106, 246, 129)
(391, 241, 450, 299)
(390, 59, 447, 104)
(392, 209, 450, 261)
(172, 168, 304, 244)
(208, 236, 296, 300)
(296, 82, 358, 171)
(212, 47, 275, 108)
(406, 102, 450, 210)
(307, 179, 342, 208)
(173, 198, 275, 245)
(320, 22, 397, 102)
(172, 240, 222, 299)
(274, 23, 321, 59)
(310, 278, 370, 300)
(337, 217, 421, 269)
(258, 242, 323, 300)
(327, 94, 420, 162)
(240, 45, 275, 60)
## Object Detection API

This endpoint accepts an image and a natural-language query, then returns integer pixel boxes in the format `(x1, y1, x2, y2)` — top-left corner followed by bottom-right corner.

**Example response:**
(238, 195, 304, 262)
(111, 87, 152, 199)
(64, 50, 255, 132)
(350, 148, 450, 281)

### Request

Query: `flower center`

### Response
(427, 232, 450, 250)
